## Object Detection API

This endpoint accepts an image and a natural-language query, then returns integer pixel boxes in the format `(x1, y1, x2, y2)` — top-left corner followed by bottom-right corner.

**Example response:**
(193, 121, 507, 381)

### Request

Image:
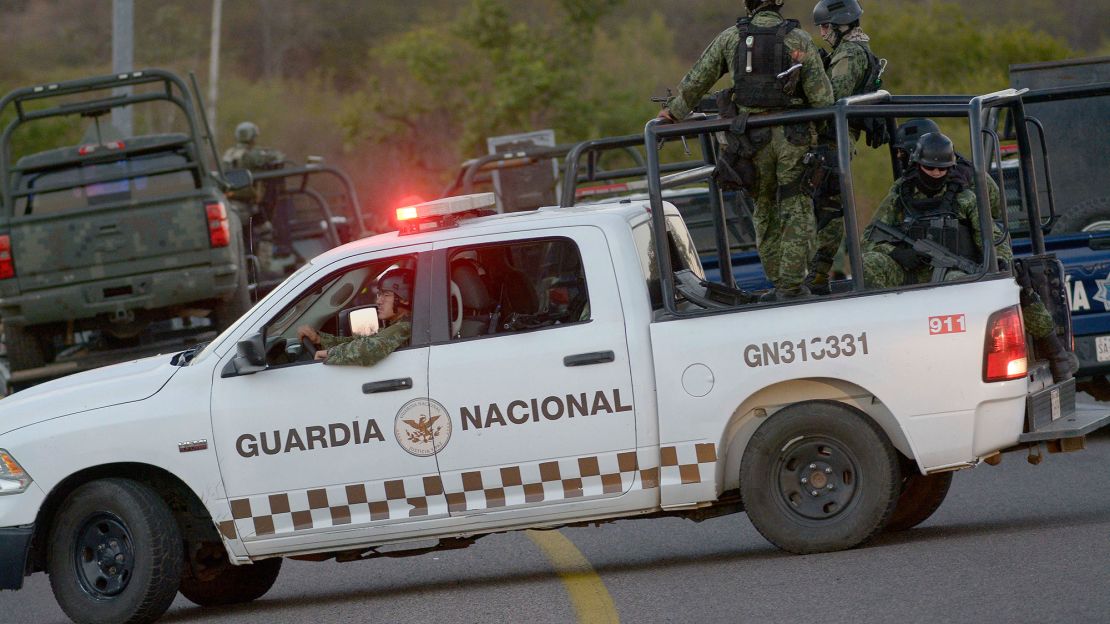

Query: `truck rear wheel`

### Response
(885, 469, 953, 532)
(740, 401, 901, 554)
(47, 478, 183, 624)
(179, 556, 282, 607)
(4, 323, 51, 371)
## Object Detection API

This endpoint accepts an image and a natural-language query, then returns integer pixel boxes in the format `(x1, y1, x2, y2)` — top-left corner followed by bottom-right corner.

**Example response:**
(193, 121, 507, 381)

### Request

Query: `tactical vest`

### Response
(731, 16, 802, 109)
(897, 175, 978, 262)
(852, 45, 883, 96)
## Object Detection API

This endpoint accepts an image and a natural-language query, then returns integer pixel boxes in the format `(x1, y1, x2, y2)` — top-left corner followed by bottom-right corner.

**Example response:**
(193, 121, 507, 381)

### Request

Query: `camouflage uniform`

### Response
(667, 10, 834, 293)
(317, 321, 412, 367)
(862, 177, 1056, 339)
(810, 29, 874, 285)
(222, 142, 291, 274)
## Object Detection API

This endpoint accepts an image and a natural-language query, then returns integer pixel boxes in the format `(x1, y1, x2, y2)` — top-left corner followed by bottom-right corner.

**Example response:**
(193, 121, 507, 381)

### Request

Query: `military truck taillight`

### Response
(206, 202, 230, 248)
(983, 306, 1027, 382)
(0, 235, 13, 280)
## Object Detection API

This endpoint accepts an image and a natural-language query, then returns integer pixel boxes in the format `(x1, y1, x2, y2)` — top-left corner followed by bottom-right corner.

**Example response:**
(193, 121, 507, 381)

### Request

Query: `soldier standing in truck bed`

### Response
(223, 121, 295, 277)
(660, 0, 834, 301)
(806, 0, 889, 295)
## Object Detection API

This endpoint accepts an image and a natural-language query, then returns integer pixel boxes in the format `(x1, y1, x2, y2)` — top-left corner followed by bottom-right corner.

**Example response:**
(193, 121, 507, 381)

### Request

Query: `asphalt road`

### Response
(7, 431, 1110, 624)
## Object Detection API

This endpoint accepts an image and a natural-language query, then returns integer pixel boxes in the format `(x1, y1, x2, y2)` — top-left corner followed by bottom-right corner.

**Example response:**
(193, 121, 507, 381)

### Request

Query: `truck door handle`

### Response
(563, 351, 615, 367)
(362, 378, 413, 394)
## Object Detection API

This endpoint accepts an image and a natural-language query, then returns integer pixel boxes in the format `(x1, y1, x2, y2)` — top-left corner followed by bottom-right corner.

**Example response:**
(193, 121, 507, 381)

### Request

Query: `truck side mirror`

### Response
(338, 305, 379, 338)
(222, 168, 253, 192)
(220, 331, 268, 377)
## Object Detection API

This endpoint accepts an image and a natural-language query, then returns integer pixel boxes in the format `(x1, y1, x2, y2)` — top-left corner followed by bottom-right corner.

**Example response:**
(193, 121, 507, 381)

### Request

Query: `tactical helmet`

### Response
(913, 132, 957, 169)
(377, 268, 414, 306)
(234, 121, 259, 144)
(812, 0, 863, 25)
(894, 118, 941, 153)
(746, 0, 784, 14)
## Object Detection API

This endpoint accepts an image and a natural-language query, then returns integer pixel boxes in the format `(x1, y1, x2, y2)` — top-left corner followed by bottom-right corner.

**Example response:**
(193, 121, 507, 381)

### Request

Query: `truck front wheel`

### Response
(179, 555, 282, 606)
(47, 479, 183, 624)
(740, 401, 901, 554)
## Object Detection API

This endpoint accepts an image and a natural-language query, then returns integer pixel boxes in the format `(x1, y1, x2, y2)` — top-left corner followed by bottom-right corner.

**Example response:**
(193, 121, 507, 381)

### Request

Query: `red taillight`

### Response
(983, 305, 1027, 382)
(206, 202, 230, 248)
(0, 235, 13, 280)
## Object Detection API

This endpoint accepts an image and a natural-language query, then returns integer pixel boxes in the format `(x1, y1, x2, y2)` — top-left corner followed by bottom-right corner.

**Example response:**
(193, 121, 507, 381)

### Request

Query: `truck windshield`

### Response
(18, 150, 198, 216)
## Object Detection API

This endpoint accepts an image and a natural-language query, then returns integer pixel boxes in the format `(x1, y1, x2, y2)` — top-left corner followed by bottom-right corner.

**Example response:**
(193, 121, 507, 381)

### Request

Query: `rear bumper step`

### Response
(1019, 377, 1110, 442)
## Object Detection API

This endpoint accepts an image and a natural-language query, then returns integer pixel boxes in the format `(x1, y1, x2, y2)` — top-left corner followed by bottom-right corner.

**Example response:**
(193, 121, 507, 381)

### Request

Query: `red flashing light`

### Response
(983, 306, 1027, 382)
(396, 206, 418, 221)
(206, 202, 230, 248)
(0, 235, 13, 280)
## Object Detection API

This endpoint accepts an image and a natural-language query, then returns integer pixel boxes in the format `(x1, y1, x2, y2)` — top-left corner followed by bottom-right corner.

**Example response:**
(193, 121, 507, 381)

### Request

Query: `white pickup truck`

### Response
(0, 191, 1105, 624)
(3, 87, 1109, 624)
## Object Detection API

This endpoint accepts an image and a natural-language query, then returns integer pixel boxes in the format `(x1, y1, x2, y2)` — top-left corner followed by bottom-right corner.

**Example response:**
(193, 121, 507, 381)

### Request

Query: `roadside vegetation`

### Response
(0, 0, 1097, 227)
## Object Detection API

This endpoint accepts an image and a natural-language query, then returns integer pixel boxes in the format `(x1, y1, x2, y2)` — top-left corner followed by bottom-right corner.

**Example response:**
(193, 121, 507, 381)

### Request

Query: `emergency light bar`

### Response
(396, 193, 496, 235)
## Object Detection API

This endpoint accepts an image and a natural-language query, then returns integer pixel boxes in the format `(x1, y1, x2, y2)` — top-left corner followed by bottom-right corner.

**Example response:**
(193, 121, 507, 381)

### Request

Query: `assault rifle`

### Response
(869, 221, 981, 281)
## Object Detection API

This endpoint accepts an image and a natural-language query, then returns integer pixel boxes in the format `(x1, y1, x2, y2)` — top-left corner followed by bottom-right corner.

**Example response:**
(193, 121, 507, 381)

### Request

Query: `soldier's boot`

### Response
(1035, 333, 1079, 383)
(758, 285, 812, 303)
(805, 256, 834, 296)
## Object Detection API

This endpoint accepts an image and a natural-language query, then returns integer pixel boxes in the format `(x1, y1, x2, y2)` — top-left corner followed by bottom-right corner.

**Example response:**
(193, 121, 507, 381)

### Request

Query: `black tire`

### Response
(47, 479, 183, 624)
(179, 557, 282, 607)
(740, 400, 901, 554)
(1051, 196, 1110, 234)
(4, 323, 50, 371)
(885, 469, 953, 532)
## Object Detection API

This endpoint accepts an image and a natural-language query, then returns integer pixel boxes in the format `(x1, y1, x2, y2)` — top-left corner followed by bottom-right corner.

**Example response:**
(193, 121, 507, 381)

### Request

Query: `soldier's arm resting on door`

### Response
(324, 322, 413, 367)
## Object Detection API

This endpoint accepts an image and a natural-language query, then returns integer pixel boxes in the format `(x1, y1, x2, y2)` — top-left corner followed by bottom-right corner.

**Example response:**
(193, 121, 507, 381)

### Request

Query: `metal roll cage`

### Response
(0, 69, 216, 215)
(639, 89, 1046, 315)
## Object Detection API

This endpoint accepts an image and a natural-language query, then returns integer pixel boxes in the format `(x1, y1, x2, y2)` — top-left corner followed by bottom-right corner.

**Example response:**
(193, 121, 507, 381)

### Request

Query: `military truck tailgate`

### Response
(11, 192, 215, 292)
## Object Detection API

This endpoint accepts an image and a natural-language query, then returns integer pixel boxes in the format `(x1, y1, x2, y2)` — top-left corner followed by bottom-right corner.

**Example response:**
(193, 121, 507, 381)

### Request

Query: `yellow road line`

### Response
(527, 529, 620, 624)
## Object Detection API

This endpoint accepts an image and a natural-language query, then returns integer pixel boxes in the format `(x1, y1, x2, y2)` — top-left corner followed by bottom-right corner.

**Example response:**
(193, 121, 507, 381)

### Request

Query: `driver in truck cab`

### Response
(296, 268, 413, 366)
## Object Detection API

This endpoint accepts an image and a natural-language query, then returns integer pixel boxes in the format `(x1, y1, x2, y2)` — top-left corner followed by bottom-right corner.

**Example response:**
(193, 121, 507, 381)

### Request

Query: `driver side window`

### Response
(260, 253, 417, 367)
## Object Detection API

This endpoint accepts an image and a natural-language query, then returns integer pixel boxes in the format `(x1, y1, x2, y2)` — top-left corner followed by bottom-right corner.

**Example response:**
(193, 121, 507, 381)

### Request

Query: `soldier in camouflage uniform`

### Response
(222, 121, 295, 276)
(863, 132, 1076, 380)
(297, 268, 414, 366)
(661, 0, 834, 300)
(806, 0, 886, 294)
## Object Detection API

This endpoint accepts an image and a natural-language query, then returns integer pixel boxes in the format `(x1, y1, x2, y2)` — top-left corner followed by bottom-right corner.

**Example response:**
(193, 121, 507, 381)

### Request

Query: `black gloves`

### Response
(890, 246, 928, 272)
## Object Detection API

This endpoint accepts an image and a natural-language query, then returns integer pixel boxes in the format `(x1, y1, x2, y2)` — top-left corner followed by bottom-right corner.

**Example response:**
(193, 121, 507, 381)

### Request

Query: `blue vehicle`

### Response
(997, 58, 1110, 398)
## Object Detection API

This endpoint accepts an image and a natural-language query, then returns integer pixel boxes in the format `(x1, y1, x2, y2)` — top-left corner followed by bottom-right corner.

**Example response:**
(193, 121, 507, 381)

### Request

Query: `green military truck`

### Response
(0, 69, 252, 386)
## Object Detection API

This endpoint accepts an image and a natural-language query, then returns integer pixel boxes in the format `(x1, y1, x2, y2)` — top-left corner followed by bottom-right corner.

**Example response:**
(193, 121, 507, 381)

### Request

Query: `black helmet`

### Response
(894, 118, 941, 153)
(746, 0, 784, 14)
(377, 268, 414, 306)
(812, 0, 862, 26)
(913, 132, 957, 169)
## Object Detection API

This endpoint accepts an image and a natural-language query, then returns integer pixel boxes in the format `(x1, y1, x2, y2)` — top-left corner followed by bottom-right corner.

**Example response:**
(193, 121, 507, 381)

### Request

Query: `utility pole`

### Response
(111, 0, 134, 136)
(208, 0, 223, 132)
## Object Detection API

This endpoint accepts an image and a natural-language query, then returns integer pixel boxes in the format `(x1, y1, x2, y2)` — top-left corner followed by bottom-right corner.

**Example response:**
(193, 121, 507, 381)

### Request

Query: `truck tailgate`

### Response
(11, 193, 214, 292)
